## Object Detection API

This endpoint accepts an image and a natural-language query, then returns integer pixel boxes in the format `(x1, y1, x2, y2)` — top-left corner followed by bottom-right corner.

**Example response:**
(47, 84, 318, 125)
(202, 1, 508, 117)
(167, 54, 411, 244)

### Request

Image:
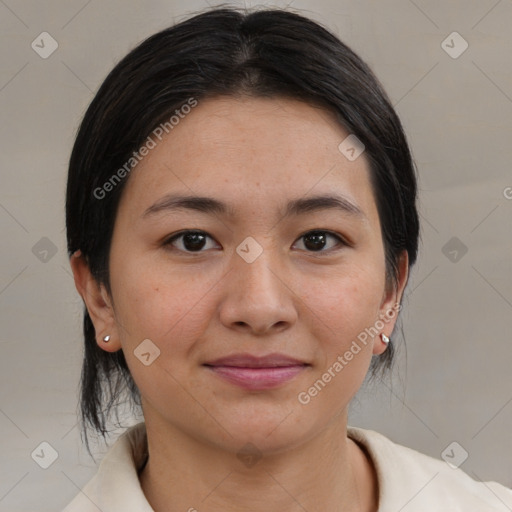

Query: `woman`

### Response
(63, 7, 512, 511)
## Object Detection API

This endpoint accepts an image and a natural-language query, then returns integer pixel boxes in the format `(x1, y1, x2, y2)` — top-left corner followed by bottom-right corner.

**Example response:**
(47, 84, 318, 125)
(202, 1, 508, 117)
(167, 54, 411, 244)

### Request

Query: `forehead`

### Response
(117, 96, 378, 223)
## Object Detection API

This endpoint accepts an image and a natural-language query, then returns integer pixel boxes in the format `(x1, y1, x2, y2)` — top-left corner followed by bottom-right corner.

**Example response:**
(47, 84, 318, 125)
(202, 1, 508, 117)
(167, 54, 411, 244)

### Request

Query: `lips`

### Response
(204, 353, 307, 368)
(203, 353, 309, 390)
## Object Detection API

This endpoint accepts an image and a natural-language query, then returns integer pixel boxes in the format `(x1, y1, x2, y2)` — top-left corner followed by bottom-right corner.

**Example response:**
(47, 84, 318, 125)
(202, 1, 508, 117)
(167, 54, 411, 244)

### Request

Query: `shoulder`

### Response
(347, 426, 512, 511)
(61, 423, 151, 512)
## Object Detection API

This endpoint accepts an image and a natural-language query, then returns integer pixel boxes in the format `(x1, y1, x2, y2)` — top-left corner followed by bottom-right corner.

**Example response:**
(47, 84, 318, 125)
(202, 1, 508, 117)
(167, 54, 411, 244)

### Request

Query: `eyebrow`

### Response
(142, 193, 365, 220)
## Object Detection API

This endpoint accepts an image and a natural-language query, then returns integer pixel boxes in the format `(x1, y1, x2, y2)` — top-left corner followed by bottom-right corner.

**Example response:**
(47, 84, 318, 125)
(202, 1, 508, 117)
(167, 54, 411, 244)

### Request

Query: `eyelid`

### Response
(163, 230, 219, 250)
(163, 229, 349, 254)
(292, 230, 349, 251)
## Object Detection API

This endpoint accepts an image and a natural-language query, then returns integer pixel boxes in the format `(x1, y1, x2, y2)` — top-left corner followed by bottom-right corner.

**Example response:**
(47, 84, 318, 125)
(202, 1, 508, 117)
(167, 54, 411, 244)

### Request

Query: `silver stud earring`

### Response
(103, 335, 111, 343)
(381, 333, 390, 345)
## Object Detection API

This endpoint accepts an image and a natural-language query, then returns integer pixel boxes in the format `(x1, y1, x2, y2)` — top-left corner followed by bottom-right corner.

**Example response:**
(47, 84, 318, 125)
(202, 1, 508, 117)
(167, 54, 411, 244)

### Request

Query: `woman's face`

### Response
(94, 96, 406, 453)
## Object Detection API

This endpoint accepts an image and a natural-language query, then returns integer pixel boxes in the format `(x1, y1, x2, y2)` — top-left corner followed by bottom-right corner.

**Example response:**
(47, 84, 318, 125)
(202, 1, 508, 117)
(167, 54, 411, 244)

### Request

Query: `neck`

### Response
(138, 415, 378, 512)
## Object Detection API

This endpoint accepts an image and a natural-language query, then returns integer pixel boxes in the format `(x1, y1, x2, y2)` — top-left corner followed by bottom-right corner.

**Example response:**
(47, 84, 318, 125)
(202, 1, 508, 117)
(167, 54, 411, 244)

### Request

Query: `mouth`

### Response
(203, 353, 310, 390)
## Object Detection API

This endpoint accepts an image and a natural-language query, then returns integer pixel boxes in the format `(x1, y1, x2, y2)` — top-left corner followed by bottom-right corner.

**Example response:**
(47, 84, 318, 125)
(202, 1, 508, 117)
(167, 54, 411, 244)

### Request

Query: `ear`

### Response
(373, 250, 409, 355)
(70, 250, 122, 352)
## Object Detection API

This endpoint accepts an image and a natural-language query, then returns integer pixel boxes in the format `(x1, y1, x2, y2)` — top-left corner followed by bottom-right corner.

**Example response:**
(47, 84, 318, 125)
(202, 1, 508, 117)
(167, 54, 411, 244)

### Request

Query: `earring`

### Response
(103, 335, 111, 343)
(380, 333, 390, 345)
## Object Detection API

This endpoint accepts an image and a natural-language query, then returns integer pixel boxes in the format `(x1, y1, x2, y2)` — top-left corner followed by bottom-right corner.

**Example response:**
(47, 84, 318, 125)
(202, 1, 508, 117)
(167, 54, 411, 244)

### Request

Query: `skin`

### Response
(71, 96, 409, 512)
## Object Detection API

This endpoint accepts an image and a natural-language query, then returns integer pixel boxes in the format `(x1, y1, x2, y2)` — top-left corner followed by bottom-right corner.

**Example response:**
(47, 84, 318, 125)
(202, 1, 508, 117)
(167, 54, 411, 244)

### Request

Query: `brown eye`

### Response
(294, 230, 345, 252)
(164, 230, 218, 253)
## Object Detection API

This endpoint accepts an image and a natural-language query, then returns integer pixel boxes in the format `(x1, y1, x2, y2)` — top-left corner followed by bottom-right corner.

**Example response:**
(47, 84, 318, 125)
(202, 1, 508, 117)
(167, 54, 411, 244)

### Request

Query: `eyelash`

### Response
(162, 229, 349, 255)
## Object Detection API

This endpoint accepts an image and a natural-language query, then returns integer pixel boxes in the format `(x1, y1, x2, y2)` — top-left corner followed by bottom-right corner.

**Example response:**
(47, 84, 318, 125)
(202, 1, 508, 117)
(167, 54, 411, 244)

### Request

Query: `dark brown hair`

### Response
(66, 6, 419, 455)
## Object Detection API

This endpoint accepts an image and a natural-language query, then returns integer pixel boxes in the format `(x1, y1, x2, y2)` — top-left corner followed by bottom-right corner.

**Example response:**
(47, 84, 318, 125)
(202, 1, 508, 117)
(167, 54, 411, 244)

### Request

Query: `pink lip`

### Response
(204, 353, 309, 390)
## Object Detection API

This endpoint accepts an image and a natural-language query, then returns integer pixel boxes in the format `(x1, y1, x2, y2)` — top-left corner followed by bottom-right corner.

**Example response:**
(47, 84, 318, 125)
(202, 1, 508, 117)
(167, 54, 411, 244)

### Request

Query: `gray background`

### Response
(0, 1, 511, 510)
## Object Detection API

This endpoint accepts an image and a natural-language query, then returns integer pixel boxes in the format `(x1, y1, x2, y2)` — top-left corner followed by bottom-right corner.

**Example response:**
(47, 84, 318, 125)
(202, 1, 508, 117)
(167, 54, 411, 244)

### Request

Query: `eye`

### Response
(293, 230, 347, 252)
(163, 229, 347, 254)
(163, 230, 219, 253)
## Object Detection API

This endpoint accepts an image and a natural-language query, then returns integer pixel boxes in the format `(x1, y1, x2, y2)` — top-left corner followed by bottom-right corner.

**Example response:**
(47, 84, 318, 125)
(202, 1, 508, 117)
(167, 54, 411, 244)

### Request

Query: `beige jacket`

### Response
(63, 422, 512, 511)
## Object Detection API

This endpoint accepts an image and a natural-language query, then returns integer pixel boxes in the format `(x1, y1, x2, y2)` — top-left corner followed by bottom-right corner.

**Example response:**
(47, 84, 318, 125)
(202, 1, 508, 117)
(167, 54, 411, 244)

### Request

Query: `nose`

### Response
(218, 246, 298, 336)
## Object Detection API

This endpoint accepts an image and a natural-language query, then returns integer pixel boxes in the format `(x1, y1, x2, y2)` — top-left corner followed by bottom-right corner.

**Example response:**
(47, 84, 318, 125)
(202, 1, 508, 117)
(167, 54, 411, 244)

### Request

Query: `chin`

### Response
(211, 404, 322, 455)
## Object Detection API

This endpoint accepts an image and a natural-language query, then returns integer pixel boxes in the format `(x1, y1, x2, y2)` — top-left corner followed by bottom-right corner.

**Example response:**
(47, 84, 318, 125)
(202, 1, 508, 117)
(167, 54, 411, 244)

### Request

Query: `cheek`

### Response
(300, 264, 385, 348)
(294, 269, 384, 413)
(110, 256, 220, 354)
(111, 271, 214, 399)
